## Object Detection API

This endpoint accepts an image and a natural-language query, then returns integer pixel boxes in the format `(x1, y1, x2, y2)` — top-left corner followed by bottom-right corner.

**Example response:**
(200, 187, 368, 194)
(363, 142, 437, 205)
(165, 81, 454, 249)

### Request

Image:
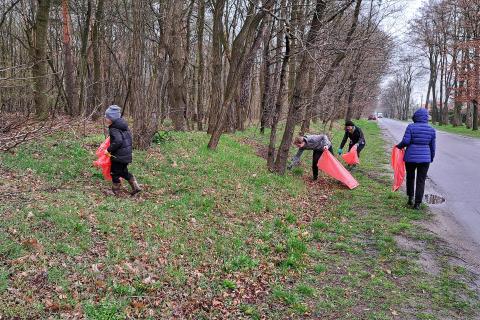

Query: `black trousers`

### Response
(111, 161, 132, 183)
(312, 146, 334, 179)
(348, 143, 365, 157)
(405, 162, 430, 204)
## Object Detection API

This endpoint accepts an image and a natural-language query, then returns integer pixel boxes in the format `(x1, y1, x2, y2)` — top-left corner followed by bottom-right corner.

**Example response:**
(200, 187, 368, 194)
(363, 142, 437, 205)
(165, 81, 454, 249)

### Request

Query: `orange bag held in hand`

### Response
(342, 145, 359, 165)
(391, 147, 405, 191)
(93, 137, 112, 181)
(318, 150, 359, 189)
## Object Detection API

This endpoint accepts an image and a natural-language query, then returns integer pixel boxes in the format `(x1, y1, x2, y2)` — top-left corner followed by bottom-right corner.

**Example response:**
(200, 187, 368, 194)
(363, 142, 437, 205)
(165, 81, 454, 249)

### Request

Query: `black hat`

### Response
(345, 120, 355, 127)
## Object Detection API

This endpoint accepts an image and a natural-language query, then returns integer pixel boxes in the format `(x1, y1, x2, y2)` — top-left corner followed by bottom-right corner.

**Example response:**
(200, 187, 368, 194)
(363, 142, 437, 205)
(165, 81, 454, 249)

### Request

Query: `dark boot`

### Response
(112, 182, 121, 196)
(407, 196, 414, 206)
(413, 203, 421, 210)
(128, 176, 142, 195)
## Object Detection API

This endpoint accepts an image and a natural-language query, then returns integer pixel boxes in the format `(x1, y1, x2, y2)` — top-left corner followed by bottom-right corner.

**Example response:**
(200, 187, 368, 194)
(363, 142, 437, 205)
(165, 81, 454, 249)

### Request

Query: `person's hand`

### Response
(354, 143, 359, 148)
(337, 148, 343, 155)
(104, 150, 111, 157)
(323, 146, 328, 150)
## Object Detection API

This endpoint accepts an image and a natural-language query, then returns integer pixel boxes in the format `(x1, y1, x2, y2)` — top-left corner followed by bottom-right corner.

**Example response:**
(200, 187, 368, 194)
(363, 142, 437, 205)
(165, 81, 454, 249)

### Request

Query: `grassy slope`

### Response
(431, 123, 480, 138)
(0, 121, 478, 319)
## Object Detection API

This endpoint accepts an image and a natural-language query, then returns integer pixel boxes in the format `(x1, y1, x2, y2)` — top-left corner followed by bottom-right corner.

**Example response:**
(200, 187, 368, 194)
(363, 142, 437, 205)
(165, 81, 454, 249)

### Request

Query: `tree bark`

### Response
(196, 0, 205, 131)
(274, 0, 361, 174)
(207, 0, 226, 134)
(92, 0, 104, 120)
(61, 0, 77, 116)
(268, 33, 289, 170)
(208, 0, 274, 149)
(32, 0, 52, 120)
(78, 0, 92, 116)
(165, 1, 187, 131)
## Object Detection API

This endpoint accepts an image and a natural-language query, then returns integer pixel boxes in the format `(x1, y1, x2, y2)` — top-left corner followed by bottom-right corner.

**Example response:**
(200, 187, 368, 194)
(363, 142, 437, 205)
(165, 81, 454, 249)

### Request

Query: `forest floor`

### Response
(0, 120, 479, 319)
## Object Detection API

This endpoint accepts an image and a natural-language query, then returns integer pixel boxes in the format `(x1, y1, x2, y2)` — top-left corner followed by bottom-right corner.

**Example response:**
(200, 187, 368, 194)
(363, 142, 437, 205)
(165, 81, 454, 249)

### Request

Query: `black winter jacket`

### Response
(107, 118, 133, 163)
(340, 126, 365, 149)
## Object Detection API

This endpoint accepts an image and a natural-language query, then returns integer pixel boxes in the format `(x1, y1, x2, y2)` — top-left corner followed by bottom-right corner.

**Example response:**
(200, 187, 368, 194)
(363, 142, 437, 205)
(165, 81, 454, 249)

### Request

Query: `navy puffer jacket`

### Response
(107, 118, 133, 163)
(397, 108, 436, 163)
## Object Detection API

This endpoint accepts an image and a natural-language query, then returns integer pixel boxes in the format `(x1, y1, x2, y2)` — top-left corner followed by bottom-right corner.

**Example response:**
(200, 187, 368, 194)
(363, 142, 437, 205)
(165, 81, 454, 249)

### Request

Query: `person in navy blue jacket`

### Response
(396, 108, 436, 209)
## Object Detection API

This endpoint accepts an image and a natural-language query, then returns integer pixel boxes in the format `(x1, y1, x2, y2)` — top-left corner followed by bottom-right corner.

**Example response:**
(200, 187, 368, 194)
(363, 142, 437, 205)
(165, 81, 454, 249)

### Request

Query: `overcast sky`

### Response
(379, 0, 427, 107)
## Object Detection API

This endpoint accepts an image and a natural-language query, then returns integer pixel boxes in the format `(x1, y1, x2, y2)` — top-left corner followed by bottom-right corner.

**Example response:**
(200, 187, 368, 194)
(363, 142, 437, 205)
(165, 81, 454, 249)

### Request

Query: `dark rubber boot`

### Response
(112, 183, 121, 196)
(407, 196, 414, 206)
(413, 203, 421, 210)
(128, 176, 142, 195)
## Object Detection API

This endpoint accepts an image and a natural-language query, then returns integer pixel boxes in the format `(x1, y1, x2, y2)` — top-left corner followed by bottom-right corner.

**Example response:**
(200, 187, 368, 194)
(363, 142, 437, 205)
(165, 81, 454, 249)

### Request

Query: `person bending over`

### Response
(288, 134, 333, 181)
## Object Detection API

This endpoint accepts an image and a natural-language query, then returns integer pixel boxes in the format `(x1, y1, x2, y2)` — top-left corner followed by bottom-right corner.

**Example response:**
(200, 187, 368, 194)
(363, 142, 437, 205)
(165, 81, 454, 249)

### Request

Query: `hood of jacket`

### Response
(412, 108, 429, 123)
(110, 117, 129, 131)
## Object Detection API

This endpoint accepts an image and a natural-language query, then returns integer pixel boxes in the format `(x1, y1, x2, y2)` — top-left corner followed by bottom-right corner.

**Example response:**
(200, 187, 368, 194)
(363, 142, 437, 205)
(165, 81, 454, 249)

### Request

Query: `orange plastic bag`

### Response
(342, 145, 359, 165)
(391, 147, 405, 191)
(93, 137, 112, 181)
(318, 150, 359, 189)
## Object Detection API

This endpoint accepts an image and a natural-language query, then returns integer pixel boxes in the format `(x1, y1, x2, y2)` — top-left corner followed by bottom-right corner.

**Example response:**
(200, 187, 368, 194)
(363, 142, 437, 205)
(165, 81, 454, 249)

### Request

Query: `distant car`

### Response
(377, 114, 383, 118)
(368, 115, 377, 120)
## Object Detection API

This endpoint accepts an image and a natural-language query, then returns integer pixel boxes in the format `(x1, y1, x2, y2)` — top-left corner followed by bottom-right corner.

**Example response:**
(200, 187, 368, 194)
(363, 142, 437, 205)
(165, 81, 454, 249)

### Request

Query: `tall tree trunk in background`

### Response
(196, 0, 205, 131)
(438, 52, 445, 125)
(165, 2, 187, 131)
(131, 0, 155, 149)
(473, 100, 479, 131)
(300, 67, 315, 133)
(61, 0, 77, 116)
(274, 0, 361, 174)
(208, 0, 274, 149)
(78, 0, 92, 116)
(236, 13, 270, 131)
(345, 60, 360, 121)
(268, 34, 289, 170)
(207, 0, 225, 134)
(259, 23, 273, 134)
(92, 0, 104, 119)
(32, 0, 52, 119)
(274, 0, 328, 174)
(466, 102, 472, 129)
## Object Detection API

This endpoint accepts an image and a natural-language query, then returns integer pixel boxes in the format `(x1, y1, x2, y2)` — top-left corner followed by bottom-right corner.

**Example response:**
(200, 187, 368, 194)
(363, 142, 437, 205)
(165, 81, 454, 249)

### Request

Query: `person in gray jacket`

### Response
(288, 134, 333, 180)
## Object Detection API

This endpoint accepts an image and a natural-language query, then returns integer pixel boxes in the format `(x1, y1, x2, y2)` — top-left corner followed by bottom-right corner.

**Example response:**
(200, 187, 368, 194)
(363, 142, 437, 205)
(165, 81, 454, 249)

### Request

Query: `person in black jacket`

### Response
(104, 105, 141, 196)
(338, 120, 366, 169)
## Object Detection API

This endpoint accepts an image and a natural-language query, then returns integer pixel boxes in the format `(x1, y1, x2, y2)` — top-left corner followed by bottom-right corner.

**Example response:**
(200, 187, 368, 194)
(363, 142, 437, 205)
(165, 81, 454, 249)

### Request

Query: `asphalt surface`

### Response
(379, 118, 480, 247)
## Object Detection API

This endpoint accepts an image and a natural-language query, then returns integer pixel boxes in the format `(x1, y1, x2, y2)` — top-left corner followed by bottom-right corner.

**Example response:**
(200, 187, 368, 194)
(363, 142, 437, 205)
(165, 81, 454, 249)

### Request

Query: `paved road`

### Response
(379, 118, 480, 247)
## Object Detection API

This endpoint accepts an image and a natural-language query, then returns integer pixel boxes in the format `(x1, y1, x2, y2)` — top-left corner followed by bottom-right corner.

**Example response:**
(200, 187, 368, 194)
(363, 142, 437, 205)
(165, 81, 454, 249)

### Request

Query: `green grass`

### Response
(432, 123, 480, 138)
(0, 120, 478, 319)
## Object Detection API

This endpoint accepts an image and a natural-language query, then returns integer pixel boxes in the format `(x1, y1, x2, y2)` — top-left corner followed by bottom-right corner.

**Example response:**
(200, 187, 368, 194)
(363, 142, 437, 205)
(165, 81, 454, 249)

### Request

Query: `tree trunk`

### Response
(260, 21, 274, 134)
(207, 0, 225, 134)
(131, 0, 156, 149)
(274, 0, 362, 174)
(196, 0, 205, 131)
(165, 2, 187, 131)
(208, 0, 274, 149)
(268, 34, 289, 170)
(78, 0, 92, 116)
(466, 102, 472, 129)
(61, 0, 77, 116)
(32, 0, 52, 120)
(92, 0, 104, 120)
(473, 100, 479, 131)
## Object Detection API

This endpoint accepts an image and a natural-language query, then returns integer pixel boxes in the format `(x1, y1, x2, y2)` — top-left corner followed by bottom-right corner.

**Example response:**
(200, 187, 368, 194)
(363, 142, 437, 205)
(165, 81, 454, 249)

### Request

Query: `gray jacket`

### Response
(290, 134, 332, 167)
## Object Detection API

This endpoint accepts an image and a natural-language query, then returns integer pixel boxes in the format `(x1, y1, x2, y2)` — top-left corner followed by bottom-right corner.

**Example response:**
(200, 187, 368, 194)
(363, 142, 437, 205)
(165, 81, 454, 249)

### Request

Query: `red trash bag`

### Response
(93, 137, 112, 181)
(391, 147, 405, 191)
(318, 150, 359, 189)
(342, 145, 360, 165)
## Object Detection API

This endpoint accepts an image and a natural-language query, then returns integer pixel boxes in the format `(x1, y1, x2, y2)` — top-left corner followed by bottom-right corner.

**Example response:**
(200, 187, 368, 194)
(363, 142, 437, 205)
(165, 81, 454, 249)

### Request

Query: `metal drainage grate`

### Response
(424, 194, 445, 205)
